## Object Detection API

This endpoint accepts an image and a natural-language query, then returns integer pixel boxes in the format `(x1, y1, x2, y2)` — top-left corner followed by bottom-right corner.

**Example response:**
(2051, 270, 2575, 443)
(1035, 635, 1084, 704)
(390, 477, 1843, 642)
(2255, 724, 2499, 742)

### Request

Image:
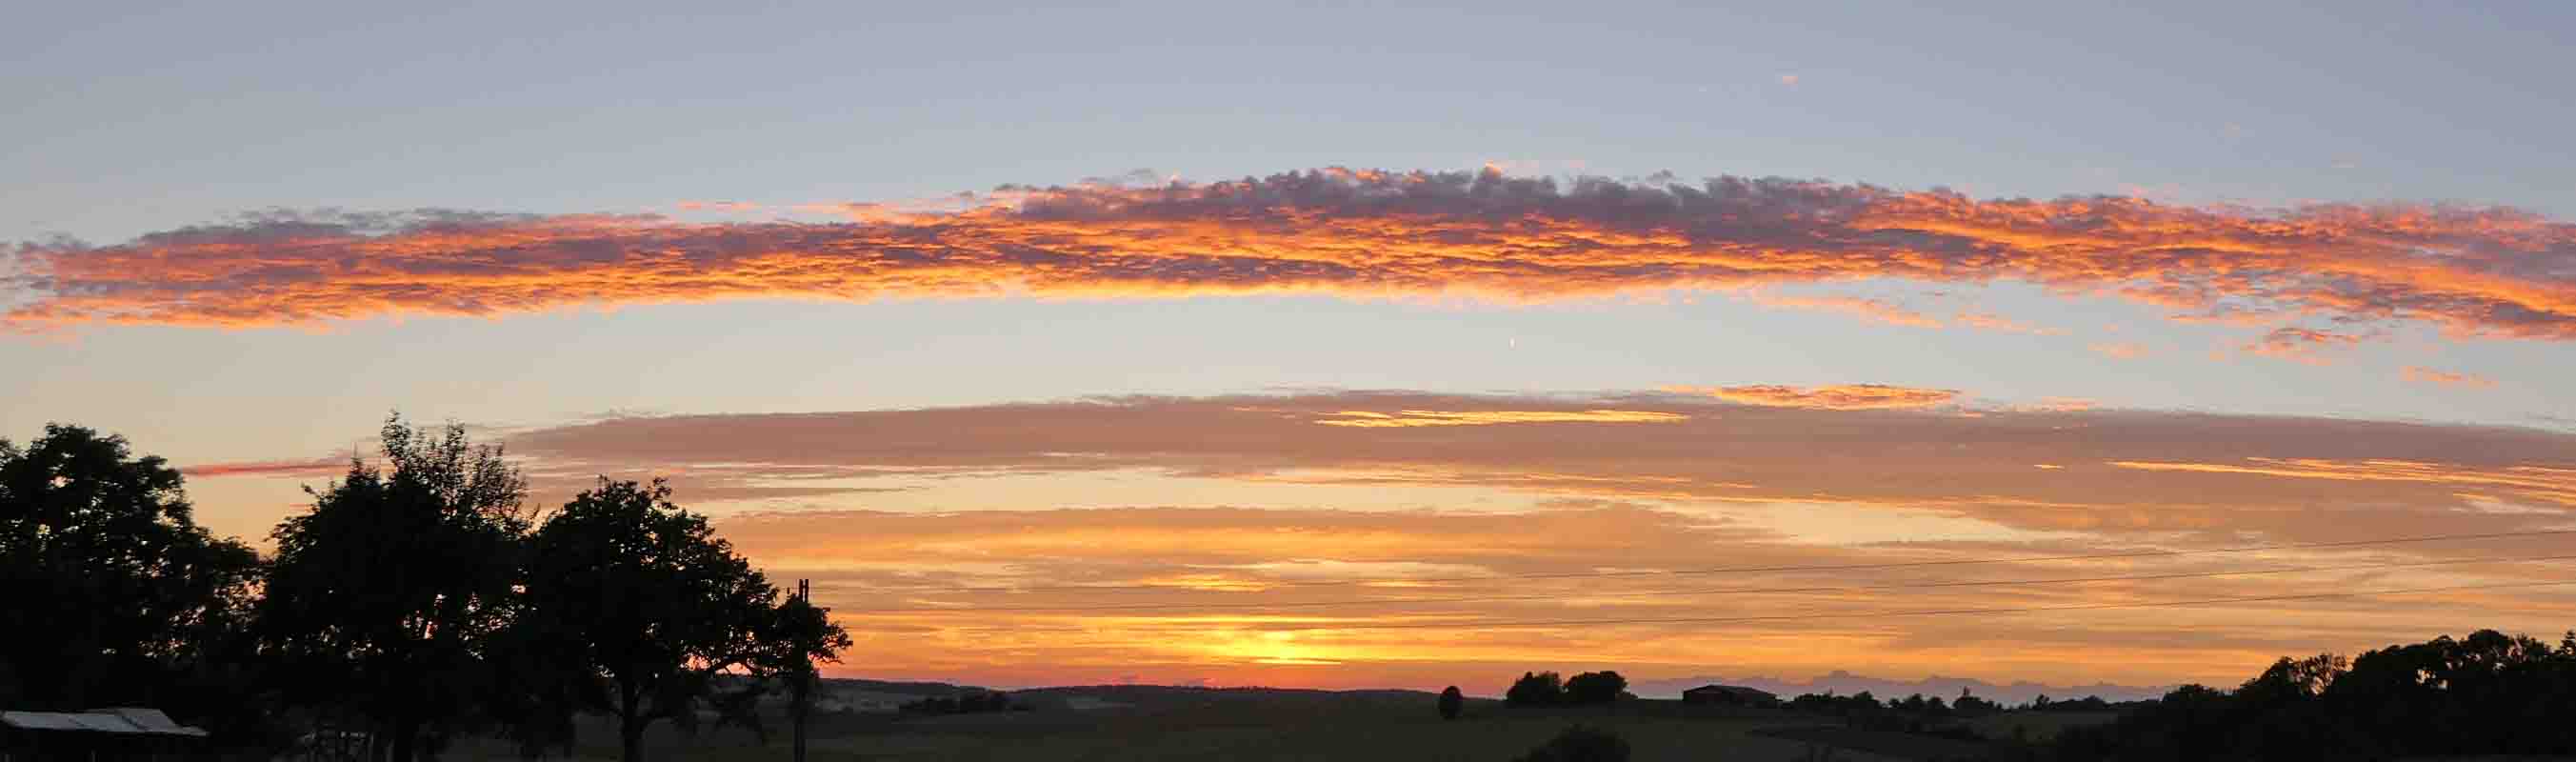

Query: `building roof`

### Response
(1, 709, 209, 737)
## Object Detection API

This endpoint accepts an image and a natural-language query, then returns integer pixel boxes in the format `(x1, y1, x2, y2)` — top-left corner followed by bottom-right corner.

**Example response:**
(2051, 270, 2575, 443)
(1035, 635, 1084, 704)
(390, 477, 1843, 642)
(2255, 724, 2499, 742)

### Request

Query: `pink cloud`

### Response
(2089, 342, 2153, 359)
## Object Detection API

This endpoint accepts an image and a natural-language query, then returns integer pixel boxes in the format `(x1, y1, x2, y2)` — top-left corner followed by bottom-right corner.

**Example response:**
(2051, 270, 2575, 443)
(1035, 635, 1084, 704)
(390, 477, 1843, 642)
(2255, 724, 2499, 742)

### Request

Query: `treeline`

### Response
(1504, 671, 1629, 707)
(0, 418, 851, 762)
(1787, 688, 2012, 719)
(1783, 689, 2016, 741)
(2052, 629, 2576, 760)
(898, 691, 1023, 715)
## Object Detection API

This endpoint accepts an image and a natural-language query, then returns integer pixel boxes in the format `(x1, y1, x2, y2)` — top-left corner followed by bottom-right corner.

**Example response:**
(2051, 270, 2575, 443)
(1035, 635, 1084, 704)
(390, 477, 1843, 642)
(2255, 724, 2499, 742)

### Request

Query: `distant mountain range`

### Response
(822, 672, 2170, 707)
(1623, 671, 2171, 704)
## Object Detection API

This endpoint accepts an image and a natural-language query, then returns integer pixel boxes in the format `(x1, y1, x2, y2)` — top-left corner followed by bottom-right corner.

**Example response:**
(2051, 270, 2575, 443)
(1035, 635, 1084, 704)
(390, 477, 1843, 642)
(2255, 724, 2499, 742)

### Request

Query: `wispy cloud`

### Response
(2401, 365, 2496, 389)
(2241, 327, 2384, 365)
(673, 200, 763, 212)
(2089, 342, 2153, 359)
(1311, 410, 1687, 428)
(2108, 458, 2576, 505)
(8, 169, 2569, 343)
(489, 390, 2576, 536)
(1955, 311, 2067, 335)
(1662, 383, 1960, 411)
(1749, 294, 1944, 328)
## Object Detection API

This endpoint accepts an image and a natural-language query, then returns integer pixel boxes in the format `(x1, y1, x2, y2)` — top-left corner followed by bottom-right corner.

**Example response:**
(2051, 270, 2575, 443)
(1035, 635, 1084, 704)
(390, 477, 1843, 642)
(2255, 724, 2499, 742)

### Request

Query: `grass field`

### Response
(433, 690, 1915, 761)
(1959, 712, 2121, 744)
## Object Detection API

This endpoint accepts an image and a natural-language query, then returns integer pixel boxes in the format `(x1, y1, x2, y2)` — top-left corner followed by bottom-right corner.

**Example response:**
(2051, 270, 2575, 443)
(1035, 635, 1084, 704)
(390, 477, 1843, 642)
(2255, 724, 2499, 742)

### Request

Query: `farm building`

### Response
(1680, 684, 1780, 707)
(1, 708, 209, 761)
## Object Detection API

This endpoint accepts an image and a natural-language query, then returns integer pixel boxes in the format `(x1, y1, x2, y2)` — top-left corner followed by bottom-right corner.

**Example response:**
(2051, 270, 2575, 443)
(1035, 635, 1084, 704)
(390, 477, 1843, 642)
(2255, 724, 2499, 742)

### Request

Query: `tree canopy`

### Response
(1506, 672, 1566, 707)
(0, 425, 260, 712)
(256, 416, 533, 762)
(518, 478, 847, 762)
(1564, 671, 1627, 706)
(2054, 629, 2576, 760)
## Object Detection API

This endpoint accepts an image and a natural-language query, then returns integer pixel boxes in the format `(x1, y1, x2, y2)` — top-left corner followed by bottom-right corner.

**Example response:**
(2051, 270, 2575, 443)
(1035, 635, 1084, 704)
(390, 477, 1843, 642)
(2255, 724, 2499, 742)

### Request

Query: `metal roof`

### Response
(99, 708, 209, 737)
(1, 709, 209, 736)
(0, 712, 87, 732)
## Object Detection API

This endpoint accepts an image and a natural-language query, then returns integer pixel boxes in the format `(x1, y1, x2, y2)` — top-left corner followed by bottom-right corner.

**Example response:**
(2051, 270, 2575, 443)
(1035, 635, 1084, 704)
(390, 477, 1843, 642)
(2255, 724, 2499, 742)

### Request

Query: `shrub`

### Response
(1507, 672, 1566, 707)
(1565, 672, 1628, 706)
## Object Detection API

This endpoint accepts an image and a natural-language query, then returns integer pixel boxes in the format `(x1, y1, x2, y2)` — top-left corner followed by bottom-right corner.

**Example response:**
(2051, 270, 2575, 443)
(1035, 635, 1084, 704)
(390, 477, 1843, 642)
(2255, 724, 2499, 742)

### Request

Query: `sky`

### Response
(6, 1, 2574, 694)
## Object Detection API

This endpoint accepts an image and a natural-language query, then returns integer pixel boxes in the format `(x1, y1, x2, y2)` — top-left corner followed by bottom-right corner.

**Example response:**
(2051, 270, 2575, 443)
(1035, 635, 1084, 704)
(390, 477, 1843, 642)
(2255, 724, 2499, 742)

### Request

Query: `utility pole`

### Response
(791, 578, 810, 762)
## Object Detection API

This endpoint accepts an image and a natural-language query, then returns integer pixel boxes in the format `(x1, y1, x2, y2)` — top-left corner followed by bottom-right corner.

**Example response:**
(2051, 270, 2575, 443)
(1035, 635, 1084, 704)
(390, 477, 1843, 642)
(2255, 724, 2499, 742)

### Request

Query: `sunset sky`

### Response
(7, 1, 2574, 695)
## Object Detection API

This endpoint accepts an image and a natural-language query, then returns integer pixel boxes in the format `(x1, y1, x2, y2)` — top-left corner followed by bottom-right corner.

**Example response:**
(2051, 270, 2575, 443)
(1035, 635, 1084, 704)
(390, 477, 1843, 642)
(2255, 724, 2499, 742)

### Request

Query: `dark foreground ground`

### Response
(415, 686, 2576, 761)
(434, 687, 1949, 761)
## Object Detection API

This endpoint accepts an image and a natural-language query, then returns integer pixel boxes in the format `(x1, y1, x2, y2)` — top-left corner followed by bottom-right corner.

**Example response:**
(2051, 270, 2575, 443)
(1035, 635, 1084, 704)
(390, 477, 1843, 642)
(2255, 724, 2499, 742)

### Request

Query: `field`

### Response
(1959, 712, 2121, 744)
(434, 687, 1917, 762)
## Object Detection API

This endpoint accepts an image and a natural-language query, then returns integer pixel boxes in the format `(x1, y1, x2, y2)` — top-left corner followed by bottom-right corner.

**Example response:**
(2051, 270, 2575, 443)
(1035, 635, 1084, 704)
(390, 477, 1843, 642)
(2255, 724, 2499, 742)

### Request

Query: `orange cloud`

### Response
(8, 169, 2571, 340)
(2107, 457, 2576, 506)
(2240, 327, 2384, 365)
(1954, 311, 2066, 335)
(1748, 294, 1943, 328)
(1311, 410, 1687, 428)
(1663, 383, 1960, 411)
(2401, 366, 2496, 389)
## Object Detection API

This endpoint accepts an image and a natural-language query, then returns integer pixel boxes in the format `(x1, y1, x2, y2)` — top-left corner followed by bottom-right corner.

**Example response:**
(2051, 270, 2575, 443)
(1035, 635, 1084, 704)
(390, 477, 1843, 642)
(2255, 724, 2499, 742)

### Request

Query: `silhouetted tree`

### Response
(1953, 688, 2002, 715)
(1564, 671, 1627, 706)
(257, 415, 532, 762)
(517, 478, 832, 762)
(1514, 725, 1629, 762)
(2052, 629, 2576, 761)
(0, 425, 261, 717)
(1507, 672, 1565, 707)
(769, 587, 850, 762)
(1439, 686, 1464, 720)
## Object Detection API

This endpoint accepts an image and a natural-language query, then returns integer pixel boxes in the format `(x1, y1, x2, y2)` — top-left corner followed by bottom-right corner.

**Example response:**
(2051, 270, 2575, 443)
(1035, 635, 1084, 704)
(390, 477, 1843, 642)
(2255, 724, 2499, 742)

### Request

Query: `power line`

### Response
(840, 552, 2576, 614)
(927, 579, 2576, 632)
(835, 528, 2576, 594)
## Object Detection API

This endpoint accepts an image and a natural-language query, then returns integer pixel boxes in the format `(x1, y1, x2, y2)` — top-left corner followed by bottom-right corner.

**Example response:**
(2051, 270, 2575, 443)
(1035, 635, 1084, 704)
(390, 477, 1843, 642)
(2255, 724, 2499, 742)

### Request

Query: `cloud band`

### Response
(7, 169, 2570, 338)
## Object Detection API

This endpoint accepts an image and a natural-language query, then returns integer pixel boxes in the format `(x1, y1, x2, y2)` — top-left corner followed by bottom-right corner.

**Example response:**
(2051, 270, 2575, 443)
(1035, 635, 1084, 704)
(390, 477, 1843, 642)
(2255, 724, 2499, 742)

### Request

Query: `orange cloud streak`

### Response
(2108, 458, 2576, 506)
(2401, 366, 2497, 389)
(8, 169, 2571, 338)
(1311, 410, 1687, 427)
(2089, 341, 2153, 359)
(1748, 294, 1944, 328)
(1662, 383, 1960, 411)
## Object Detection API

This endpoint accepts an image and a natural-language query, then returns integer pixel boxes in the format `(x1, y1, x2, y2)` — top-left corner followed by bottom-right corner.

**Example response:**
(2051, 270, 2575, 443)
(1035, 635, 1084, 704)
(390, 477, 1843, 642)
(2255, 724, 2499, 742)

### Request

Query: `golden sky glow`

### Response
(176, 389, 2576, 692)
